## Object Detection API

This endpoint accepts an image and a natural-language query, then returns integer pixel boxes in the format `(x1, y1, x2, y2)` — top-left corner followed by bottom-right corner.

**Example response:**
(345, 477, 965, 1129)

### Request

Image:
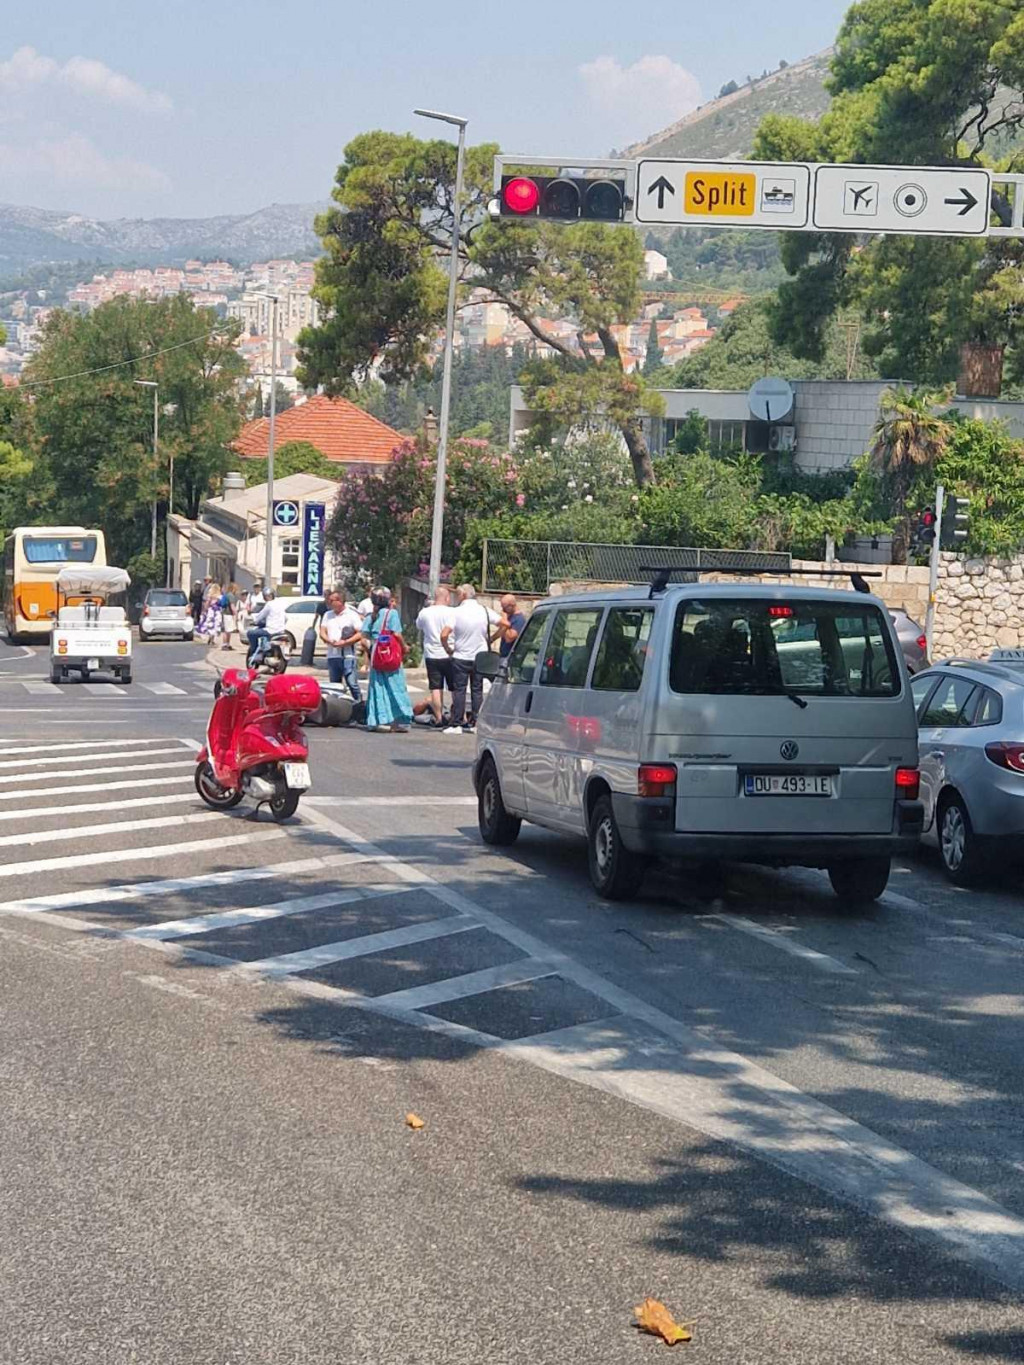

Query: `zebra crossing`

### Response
(4, 731, 1024, 1291)
(13, 679, 208, 698)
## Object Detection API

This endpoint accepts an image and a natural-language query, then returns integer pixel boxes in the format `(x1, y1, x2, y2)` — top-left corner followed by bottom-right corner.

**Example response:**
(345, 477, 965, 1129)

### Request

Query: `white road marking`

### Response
(704, 912, 858, 975)
(81, 684, 121, 697)
(0, 791, 196, 824)
(372, 959, 554, 1012)
(0, 759, 193, 786)
(245, 913, 479, 978)
(141, 682, 188, 695)
(20, 681, 64, 695)
(0, 848, 367, 913)
(0, 829, 283, 889)
(0, 810, 219, 851)
(496, 1016, 1024, 1295)
(882, 889, 925, 910)
(303, 796, 478, 807)
(0, 773, 193, 804)
(128, 869, 389, 940)
(0, 737, 177, 757)
(0, 745, 185, 772)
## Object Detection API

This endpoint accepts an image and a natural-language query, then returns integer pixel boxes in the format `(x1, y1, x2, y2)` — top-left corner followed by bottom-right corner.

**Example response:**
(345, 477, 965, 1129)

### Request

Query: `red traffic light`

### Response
(502, 177, 540, 215)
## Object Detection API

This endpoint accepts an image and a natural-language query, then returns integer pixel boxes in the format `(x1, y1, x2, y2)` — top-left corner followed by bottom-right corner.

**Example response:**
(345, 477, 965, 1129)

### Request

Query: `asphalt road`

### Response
(3, 632, 1024, 1363)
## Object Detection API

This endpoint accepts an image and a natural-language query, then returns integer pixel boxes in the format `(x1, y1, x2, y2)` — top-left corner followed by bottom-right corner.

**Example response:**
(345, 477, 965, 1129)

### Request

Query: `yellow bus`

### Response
(3, 526, 108, 641)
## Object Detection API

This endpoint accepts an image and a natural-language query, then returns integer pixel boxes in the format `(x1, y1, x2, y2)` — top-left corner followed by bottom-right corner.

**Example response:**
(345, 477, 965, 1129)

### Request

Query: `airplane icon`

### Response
(844, 180, 879, 216)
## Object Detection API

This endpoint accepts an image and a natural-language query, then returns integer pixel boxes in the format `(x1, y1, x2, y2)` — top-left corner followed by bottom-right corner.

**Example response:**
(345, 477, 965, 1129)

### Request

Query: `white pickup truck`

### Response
(49, 566, 133, 685)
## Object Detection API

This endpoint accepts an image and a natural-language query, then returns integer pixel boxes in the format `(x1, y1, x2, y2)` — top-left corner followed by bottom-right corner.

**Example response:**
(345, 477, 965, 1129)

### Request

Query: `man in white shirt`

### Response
(247, 589, 289, 660)
(415, 586, 455, 725)
(441, 583, 500, 732)
(319, 590, 364, 700)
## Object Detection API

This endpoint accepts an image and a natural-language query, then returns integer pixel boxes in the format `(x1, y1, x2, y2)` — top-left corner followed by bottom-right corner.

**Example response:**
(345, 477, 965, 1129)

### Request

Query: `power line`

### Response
(18, 323, 235, 389)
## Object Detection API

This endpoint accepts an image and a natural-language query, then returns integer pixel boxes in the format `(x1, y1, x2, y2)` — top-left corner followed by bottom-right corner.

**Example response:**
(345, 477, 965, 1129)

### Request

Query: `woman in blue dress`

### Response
(357, 587, 413, 732)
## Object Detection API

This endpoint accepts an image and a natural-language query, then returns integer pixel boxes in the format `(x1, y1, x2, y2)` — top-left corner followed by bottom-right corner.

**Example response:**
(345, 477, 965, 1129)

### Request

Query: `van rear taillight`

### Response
(985, 742, 1024, 774)
(895, 767, 920, 800)
(638, 763, 677, 798)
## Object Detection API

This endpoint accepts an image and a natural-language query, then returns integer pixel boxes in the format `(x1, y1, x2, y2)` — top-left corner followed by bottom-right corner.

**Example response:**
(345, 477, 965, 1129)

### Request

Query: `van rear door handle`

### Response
(525, 689, 534, 714)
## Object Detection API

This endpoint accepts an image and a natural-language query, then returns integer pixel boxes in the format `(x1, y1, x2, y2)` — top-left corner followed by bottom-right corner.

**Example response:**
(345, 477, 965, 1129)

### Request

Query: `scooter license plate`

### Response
(283, 762, 311, 790)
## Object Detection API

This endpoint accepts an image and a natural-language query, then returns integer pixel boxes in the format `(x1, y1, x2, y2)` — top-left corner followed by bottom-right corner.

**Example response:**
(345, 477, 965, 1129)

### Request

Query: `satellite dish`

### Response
(748, 376, 794, 423)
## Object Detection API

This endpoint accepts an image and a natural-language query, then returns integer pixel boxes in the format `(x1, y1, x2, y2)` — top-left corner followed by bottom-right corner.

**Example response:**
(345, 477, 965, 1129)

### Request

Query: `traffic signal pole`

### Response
(925, 483, 945, 663)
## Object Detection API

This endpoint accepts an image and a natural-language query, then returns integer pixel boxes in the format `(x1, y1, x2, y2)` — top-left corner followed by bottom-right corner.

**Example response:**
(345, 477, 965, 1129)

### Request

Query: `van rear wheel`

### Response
(588, 795, 645, 901)
(828, 857, 890, 907)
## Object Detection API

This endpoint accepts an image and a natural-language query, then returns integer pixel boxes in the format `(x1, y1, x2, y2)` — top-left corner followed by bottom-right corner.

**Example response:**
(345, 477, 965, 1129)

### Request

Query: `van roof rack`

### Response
(641, 565, 882, 598)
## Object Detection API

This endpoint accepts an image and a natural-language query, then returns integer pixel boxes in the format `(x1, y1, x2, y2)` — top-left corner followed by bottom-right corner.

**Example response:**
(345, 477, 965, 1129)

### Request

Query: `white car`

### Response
(280, 596, 328, 656)
(139, 588, 194, 641)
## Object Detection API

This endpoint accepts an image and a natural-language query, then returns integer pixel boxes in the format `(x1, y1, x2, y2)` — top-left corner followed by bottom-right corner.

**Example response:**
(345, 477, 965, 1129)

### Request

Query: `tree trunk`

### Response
(621, 415, 655, 488)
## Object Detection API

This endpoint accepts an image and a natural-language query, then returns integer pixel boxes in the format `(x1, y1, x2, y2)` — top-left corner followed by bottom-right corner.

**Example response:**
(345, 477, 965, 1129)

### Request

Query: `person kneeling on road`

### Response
(320, 589, 363, 701)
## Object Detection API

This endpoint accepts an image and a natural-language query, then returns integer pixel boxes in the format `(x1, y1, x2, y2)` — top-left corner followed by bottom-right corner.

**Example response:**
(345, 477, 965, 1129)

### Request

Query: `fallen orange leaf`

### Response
(405, 1112, 426, 1130)
(634, 1298, 692, 1345)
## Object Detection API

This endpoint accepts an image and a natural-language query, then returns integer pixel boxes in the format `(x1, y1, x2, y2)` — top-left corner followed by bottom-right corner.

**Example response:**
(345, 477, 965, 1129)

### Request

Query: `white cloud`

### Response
(578, 54, 701, 143)
(0, 132, 171, 193)
(0, 45, 172, 114)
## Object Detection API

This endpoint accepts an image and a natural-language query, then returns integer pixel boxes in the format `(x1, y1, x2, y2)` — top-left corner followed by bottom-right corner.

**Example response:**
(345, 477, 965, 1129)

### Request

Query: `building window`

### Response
(280, 537, 300, 585)
(707, 419, 746, 452)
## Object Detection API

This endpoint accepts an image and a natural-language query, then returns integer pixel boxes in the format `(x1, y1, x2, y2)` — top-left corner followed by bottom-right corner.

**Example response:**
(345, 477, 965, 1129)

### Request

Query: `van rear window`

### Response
(670, 598, 899, 698)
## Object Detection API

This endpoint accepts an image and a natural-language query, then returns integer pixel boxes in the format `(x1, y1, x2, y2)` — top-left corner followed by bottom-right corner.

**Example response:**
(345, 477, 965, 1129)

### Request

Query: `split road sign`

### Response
(637, 159, 812, 228)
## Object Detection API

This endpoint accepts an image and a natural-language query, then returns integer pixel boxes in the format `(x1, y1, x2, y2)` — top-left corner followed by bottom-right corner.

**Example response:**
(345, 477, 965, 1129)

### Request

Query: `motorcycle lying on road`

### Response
(195, 667, 321, 820)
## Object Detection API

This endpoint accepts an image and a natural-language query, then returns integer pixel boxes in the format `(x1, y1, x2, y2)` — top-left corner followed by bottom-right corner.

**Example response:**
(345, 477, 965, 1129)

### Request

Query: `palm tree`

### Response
(869, 387, 953, 562)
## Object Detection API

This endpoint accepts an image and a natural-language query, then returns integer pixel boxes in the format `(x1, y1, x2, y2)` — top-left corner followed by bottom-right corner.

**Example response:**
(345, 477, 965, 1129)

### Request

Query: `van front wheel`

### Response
(477, 759, 521, 846)
(589, 795, 645, 901)
(828, 857, 890, 907)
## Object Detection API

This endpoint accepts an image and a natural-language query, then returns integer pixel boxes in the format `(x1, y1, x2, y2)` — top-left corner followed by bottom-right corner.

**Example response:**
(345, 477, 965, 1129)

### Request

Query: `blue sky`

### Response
(0, 0, 849, 220)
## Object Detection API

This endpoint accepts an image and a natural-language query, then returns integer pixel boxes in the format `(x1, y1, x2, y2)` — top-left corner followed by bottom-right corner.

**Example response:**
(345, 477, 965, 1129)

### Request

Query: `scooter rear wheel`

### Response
(269, 788, 300, 821)
(194, 760, 244, 809)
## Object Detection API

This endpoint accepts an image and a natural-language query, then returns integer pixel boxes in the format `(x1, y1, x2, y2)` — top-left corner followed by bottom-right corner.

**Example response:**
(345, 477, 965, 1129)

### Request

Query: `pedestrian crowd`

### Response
(189, 570, 524, 737)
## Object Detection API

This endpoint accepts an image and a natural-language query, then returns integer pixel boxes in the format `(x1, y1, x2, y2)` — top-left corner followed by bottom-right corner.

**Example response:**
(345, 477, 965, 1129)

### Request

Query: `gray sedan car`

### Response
(911, 651, 1024, 882)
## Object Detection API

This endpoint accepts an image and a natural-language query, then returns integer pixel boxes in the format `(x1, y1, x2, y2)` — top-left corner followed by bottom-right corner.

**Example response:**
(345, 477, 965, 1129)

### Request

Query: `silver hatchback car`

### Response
(911, 650, 1024, 882)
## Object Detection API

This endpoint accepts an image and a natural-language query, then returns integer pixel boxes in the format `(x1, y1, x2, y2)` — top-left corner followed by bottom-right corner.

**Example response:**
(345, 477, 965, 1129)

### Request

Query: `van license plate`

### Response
(283, 762, 311, 790)
(745, 774, 832, 797)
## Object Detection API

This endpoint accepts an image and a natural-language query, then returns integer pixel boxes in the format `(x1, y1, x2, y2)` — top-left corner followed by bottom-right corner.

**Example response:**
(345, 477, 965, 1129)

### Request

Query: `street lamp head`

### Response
(414, 107, 468, 129)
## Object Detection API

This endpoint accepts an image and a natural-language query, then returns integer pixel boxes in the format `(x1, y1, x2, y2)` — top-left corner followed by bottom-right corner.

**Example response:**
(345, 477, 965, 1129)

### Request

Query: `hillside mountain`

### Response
(623, 50, 833, 162)
(0, 201, 326, 275)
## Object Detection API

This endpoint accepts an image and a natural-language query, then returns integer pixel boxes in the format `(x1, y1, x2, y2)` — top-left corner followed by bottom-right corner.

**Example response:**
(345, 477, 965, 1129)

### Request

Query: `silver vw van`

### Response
(472, 581, 923, 905)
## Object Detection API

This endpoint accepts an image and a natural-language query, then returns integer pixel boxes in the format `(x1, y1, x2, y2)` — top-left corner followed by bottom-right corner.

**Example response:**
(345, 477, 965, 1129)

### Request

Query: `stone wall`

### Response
(933, 554, 1024, 658)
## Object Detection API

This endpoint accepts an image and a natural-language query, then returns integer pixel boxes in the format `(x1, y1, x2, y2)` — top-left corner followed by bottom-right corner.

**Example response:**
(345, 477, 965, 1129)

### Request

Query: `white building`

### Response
(167, 472, 342, 594)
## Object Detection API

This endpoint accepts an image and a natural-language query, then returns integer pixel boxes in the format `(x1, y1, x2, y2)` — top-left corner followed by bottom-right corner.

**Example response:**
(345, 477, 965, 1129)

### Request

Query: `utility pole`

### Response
(925, 482, 945, 663)
(255, 292, 280, 589)
(134, 380, 160, 560)
(415, 107, 468, 597)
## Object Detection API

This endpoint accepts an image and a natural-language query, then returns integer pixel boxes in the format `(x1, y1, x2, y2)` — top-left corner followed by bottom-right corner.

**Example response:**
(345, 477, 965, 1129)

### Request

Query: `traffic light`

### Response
(499, 174, 627, 222)
(912, 507, 937, 553)
(941, 496, 970, 548)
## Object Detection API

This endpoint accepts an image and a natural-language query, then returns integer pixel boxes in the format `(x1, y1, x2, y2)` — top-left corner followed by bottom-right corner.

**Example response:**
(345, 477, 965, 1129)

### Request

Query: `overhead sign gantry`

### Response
(493, 155, 1024, 239)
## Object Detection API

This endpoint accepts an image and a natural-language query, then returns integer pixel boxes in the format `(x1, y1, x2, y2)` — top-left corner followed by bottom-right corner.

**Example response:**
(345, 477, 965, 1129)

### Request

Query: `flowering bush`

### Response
(327, 438, 522, 588)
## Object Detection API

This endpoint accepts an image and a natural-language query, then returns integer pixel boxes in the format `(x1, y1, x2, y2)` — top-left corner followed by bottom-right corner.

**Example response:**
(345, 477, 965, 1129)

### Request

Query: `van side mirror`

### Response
(474, 650, 504, 681)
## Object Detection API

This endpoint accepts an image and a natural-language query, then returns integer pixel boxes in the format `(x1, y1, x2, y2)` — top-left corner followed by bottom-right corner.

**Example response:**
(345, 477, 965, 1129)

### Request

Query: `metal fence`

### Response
(480, 539, 791, 594)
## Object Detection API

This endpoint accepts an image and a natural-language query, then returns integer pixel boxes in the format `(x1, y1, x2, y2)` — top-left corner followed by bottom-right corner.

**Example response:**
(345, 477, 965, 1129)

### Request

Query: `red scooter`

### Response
(195, 667, 322, 821)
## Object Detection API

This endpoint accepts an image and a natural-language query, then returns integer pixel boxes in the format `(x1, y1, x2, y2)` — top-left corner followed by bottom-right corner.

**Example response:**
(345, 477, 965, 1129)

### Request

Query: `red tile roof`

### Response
(233, 394, 403, 464)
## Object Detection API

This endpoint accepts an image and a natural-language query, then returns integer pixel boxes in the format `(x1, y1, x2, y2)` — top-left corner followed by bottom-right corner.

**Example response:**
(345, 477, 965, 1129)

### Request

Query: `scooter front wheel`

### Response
(194, 760, 244, 809)
(269, 787, 301, 821)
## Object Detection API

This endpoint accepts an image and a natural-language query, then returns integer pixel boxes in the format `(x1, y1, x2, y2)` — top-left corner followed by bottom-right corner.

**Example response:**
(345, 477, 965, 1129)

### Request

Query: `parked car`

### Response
(138, 588, 193, 641)
(473, 581, 923, 907)
(890, 608, 927, 674)
(279, 596, 327, 656)
(910, 650, 1024, 882)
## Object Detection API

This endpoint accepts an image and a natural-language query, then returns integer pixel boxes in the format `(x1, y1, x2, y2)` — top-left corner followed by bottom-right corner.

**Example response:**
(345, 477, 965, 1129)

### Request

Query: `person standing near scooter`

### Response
(320, 590, 363, 701)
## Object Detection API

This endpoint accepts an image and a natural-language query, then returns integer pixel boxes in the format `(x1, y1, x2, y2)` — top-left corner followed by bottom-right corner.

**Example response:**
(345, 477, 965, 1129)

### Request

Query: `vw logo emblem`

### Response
(780, 740, 799, 761)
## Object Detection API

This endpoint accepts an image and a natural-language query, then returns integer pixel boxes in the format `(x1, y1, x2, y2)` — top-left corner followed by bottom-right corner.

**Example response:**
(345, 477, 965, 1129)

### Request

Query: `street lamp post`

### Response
(254, 292, 280, 589)
(134, 380, 160, 559)
(414, 107, 468, 597)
